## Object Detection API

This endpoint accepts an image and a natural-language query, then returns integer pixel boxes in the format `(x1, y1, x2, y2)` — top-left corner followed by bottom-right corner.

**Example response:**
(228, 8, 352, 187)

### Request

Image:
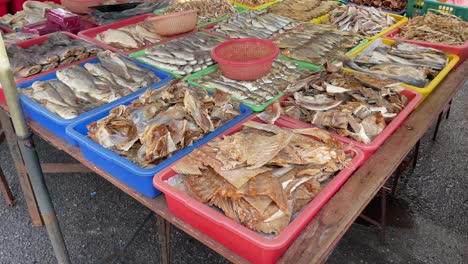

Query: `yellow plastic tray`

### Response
(345, 38, 460, 100)
(227, 0, 281, 10)
(310, 10, 408, 40)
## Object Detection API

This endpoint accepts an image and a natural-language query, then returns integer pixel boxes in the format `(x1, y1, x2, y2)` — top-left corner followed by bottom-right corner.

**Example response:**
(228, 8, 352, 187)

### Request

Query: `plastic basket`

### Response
(184, 55, 323, 112)
(341, 0, 407, 15)
(153, 115, 365, 264)
(311, 7, 408, 40)
(78, 14, 194, 55)
(16, 58, 173, 145)
(0, 31, 102, 104)
(227, 0, 281, 10)
(211, 38, 280, 80)
(129, 32, 225, 78)
(280, 89, 422, 157)
(66, 93, 252, 198)
(345, 38, 460, 99)
(407, 0, 468, 19)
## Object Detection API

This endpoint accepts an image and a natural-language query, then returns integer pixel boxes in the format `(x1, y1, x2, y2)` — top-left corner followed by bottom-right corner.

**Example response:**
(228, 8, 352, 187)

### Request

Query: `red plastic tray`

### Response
(281, 89, 422, 157)
(78, 14, 197, 55)
(384, 28, 467, 68)
(153, 115, 365, 264)
(0, 24, 13, 33)
(0, 31, 98, 103)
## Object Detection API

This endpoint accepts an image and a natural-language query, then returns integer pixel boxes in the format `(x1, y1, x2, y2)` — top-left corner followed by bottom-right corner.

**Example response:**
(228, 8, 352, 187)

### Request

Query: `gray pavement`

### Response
(0, 83, 467, 264)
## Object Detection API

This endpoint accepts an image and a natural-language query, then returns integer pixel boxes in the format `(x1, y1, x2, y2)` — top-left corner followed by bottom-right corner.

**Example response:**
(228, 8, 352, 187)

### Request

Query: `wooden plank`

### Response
(0, 165, 15, 206)
(0, 109, 43, 226)
(278, 60, 468, 264)
(41, 163, 91, 174)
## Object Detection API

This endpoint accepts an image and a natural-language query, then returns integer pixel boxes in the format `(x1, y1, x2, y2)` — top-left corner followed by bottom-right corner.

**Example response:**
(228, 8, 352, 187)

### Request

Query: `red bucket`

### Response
(211, 38, 280, 81)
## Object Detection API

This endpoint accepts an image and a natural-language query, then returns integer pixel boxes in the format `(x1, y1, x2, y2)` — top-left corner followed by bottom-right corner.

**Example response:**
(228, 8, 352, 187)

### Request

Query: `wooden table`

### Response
(1, 60, 466, 263)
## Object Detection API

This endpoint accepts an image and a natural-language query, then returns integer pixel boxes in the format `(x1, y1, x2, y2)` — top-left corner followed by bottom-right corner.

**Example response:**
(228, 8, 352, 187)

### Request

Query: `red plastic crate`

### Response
(0, 31, 98, 103)
(384, 28, 467, 68)
(78, 14, 197, 55)
(281, 89, 422, 158)
(153, 115, 365, 264)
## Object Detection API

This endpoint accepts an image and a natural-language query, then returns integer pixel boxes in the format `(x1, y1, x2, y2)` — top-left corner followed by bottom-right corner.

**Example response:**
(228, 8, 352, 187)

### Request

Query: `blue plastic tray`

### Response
(66, 95, 252, 198)
(16, 57, 173, 146)
(341, 0, 406, 15)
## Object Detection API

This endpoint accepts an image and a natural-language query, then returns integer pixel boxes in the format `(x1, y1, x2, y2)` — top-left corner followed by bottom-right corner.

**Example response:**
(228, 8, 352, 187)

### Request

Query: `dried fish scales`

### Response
(170, 121, 352, 235)
(268, 0, 340, 21)
(398, 12, 468, 46)
(164, 0, 236, 24)
(87, 81, 241, 168)
(347, 0, 406, 12)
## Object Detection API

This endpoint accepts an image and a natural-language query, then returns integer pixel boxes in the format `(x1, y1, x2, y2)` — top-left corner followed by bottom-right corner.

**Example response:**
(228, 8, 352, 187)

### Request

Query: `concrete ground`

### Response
(0, 83, 466, 264)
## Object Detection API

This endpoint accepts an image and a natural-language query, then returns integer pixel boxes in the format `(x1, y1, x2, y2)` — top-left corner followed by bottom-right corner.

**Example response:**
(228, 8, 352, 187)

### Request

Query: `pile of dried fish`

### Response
(274, 24, 363, 65)
(0, 1, 63, 29)
(326, 6, 396, 37)
(95, 20, 163, 51)
(164, 0, 236, 25)
(265, 69, 408, 143)
(135, 33, 222, 75)
(345, 41, 448, 87)
(231, 0, 272, 7)
(7, 32, 104, 79)
(346, 0, 406, 12)
(169, 120, 352, 235)
(87, 80, 241, 167)
(398, 12, 468, 46)
(20, 51, 161, 119)
(194, 59, 314, 106)
(268, 0, 340, 21)
(1, 32, 39, 46)
(210, 11, 300, 39)
(90, 1, 170, 25)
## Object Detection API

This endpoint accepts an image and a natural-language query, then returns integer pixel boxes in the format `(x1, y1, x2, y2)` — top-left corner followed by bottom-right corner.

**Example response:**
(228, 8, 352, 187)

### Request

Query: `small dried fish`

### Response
(210, 10, 300, 39)
(274, 24, 363, 65)
(135, 33, 222, 75)
(326, 6, 396, 37)
(345, 40, 448, 87)
(194, 59, 314, 106)
(232, 0, 272, 6)
(21, 51, 161, 119)
(398, 12, 468, 46)
(266, 70, 408, 144)
(169, 120, 351, 235)
(87, 80, 241, 168)
(164, 0, 236, 25)
(268, 0, 340, 21)
(346, 0, 407, 12)
(95, 20, 163, 51)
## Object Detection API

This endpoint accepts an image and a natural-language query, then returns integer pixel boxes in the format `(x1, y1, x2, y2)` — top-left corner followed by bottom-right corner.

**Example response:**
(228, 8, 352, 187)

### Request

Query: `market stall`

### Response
(0, 0, 466, 263)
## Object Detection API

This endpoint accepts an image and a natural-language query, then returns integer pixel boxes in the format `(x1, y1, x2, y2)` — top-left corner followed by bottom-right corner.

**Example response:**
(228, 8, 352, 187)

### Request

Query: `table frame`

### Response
(0, 61, 466, 263)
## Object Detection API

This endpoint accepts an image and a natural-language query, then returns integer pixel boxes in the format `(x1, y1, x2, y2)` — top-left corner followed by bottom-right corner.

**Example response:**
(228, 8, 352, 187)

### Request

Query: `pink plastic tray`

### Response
(281, 89, 422, 157)
(78, 14, 197, 55)
(0, 31, 98, 103)
(153, 115, 365, 264)
(384, 28, 467, 68)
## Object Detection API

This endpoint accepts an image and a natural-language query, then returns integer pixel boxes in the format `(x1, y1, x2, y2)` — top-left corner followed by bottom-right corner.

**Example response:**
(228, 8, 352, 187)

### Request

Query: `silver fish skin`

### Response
(56, 65, 100, 94)
(48, 80, 79, 107)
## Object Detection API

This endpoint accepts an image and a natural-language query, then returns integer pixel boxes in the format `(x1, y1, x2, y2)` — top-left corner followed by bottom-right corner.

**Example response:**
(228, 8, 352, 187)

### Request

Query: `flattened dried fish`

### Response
(347, 0, 406, 12)
(268, 0, 340, 21)
(164, 0, 236, 25)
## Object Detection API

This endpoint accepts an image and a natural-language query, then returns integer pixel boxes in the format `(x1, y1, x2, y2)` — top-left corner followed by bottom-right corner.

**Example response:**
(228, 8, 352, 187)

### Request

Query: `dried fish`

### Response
(0, 1, 63, 29)
(7, 32, 104, 80)
(268, 0, 340, 21)
(87, 80, 242, 168)
(211, 10, 300, 39)
(345, 40, 448, 87)
(164, 0, 236, 25)
(232, 0, 272, 6)
(135, 33, 222, 75)
(265, 69, 408, 144)
(193, 59, 315, 106)
(20, 51, 161, 119)
(169, 120, 351, 235)
(1, 32, 38, 46)
(398, 12, 468, 46)
(326, 6, 396, 37)
(274, 24, 363, 65)
(95, 20, 164, 51)
(346, 0, 406, 12)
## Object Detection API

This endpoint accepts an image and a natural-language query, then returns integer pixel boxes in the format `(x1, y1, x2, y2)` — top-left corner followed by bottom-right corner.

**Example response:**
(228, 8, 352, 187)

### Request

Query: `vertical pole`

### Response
(0, 37, 71, 263)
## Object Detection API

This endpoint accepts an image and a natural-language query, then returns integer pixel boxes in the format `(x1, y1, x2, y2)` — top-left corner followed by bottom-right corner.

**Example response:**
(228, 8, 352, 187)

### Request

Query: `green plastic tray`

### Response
(154, 6, 248, 28)
(184, 56, 322, 112)
(407, 0, 467, 20)
(129, 32, 226, 78)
